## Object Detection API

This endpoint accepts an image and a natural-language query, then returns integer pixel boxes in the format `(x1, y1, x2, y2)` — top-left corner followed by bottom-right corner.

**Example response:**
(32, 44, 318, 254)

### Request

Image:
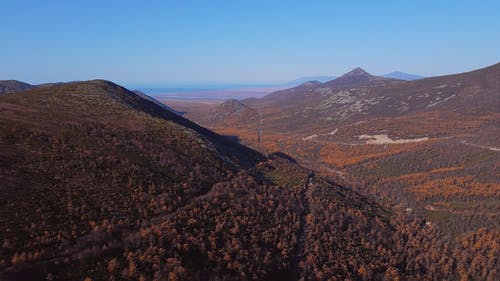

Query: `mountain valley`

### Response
(0, 64, 498, 280)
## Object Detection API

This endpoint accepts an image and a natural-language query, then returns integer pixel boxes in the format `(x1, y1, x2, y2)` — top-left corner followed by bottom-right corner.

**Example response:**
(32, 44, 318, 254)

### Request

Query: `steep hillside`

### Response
(242, 68, 399, 110)
(132, 90, 184, 115)
(1, 80, 497, 281)
(204, 63, 499, 139)
(0, 81, 393, 280)
(0, 80, 36, 94)
(0, 80, 267, 279)
(243, 80, 322, 109)
(225, 68, 403, 134)
(180, 63, 500, 258)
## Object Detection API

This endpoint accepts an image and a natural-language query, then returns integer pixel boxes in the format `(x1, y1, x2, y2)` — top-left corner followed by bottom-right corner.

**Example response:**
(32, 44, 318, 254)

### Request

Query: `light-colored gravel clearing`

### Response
(359, 134, 429, 144)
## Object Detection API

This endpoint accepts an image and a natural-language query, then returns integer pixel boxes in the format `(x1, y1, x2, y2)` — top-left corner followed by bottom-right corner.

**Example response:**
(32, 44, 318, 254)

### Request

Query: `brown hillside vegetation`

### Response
(1, 80, 498, 280)
(168, 63, 500, 280)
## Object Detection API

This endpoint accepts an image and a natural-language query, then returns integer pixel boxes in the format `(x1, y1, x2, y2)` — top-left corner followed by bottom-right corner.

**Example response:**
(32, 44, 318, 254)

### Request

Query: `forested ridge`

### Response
(0, 81, 498, 280)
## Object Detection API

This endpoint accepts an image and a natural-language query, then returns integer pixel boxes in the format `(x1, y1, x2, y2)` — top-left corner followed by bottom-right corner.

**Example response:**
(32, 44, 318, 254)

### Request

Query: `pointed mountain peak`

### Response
(219, 98, 251, 111)
(208, 98, 256, 124)
(341, 67, 372, 78)
(221, 98, 243, 106)
(322, 67, 395, 88)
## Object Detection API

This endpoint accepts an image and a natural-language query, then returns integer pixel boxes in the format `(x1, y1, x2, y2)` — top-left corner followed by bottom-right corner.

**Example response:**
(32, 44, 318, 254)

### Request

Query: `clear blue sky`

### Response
(1, 0, 499, 86)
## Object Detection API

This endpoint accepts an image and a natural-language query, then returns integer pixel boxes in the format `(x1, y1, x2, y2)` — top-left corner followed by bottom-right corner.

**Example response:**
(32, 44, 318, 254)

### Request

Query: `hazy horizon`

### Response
(1, 0, 499, 85)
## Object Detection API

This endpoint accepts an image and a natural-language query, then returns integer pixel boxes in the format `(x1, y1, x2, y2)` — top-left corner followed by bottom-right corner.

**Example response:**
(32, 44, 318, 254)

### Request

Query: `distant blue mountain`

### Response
(286, 76, 336, 86)
(382, 71, 424, 81)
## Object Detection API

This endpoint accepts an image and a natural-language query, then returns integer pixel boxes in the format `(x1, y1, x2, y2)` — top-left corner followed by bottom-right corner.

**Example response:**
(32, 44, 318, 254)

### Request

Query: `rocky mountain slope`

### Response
(179, 63, 500, 271)
(199, 63, 499, 142)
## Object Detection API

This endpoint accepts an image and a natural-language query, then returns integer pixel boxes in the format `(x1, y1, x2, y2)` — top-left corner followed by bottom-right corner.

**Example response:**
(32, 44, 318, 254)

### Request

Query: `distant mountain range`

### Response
(285, 70, 424, 87)
(0, 80, 37, 94)
(286, 76, 337, 86)
(193, 63, 499, 146)
(2, 70, 422, 99)
(0, 80, 72, 94)
(382, 71, 425, 80)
